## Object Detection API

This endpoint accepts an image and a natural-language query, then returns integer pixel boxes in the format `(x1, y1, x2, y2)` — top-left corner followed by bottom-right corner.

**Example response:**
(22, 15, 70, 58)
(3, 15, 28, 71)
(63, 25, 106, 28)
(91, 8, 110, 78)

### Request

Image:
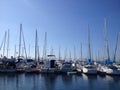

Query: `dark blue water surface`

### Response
(0, 73, 120, 90)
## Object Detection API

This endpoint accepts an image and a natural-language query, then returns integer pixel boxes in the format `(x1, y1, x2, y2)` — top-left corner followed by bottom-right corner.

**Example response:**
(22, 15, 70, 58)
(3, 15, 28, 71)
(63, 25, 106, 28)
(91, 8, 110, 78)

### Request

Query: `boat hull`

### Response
(82, 67, 97, 75)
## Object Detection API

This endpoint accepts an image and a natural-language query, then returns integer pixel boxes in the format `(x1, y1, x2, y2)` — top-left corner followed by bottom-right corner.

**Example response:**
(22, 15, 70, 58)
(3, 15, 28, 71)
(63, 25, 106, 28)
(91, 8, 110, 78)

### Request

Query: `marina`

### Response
(0, 0, 120, 90)
(0, 51, 120, 75)
(0, 21, 120, 75)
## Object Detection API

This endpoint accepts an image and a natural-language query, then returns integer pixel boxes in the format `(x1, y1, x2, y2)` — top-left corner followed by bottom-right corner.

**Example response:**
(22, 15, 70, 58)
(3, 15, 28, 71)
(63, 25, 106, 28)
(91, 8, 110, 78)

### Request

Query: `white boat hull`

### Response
(82, 65, 97, 75)
(99, 65, 120, 75)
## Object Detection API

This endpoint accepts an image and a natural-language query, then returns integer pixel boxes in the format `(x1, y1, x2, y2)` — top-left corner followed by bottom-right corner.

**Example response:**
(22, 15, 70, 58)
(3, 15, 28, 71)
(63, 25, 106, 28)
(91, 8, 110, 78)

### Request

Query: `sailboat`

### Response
(97, 18, 120, 75)
(113, 32, 120, 68)
(60, 47, 77, 74)
(25, 29, 40, 73)
(40, 32, 61, 74)
(16, 24, 27, 73)
(40, 32, 49, 73)
(82, 25, 97, 75)
(76, 44, 83, 74)
(0, 30, 16, 73)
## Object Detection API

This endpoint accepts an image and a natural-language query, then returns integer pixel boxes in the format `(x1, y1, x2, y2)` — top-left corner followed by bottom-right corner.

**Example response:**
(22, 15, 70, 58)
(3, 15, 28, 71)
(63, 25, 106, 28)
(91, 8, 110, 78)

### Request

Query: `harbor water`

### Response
(0, 73, 120, 90)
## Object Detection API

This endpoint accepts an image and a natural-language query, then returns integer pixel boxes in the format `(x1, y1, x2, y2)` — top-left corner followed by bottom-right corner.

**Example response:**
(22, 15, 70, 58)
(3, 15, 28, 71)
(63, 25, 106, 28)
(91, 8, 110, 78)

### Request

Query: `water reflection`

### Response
(25, 74, 40, 90)
(106, 75, 114, 82)
(61, 75, 73, 85)
(41, 74, 57, 90)
(82, 74, 98, 90)
(105, 75, 120, 90)
(16, 74, 25, 90)
(82, 74, 97, 80)
(0, 73, 17, 90)
(0, 73, 120, 90)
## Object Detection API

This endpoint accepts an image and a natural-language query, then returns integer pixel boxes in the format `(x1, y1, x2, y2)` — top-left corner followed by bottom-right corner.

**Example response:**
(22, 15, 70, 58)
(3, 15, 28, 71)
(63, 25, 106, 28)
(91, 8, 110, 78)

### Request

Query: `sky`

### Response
(0, 0, 120, 60)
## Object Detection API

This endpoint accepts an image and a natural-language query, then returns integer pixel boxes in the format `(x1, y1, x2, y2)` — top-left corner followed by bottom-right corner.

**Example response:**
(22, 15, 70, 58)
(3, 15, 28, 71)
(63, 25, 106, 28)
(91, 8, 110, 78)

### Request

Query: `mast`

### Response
(38, 46, 40, 62)
(69, 49, 72, 60)
(104, 18, 110, 60)
(81, 43, 82, 61)
(88, 24, 91, 60)
(28, 44, 30, 58)
(3, 31, 7, 57)
(43, 32, 47, 60)
(35, 29, 38, 61)
(50, 46, 53, 55)
(64, 48, 67, 60)
(21, 25, 27, 59)
(114, 32, 120, 62)
(19, 24, 22, 57)
(74, 46, 76, 61)
(14, 45, 16, 58)
(95, 53, 97, 61)
(21, 47, 24, 57)
(7, 29, 9, 58)
(98, 50, 100, 61)
(58, 46, 61, 60)
(0, 35, 4, 51)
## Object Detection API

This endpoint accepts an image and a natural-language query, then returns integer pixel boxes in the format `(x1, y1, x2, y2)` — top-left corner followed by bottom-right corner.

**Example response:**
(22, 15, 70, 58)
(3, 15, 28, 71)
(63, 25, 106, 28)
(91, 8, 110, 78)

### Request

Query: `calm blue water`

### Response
(0, 73, 120, 90)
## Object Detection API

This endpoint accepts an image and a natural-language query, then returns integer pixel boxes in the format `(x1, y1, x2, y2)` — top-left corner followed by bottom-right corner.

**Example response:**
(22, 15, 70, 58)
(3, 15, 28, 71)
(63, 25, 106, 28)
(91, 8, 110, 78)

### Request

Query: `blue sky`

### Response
(0, 0, 120, 60)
